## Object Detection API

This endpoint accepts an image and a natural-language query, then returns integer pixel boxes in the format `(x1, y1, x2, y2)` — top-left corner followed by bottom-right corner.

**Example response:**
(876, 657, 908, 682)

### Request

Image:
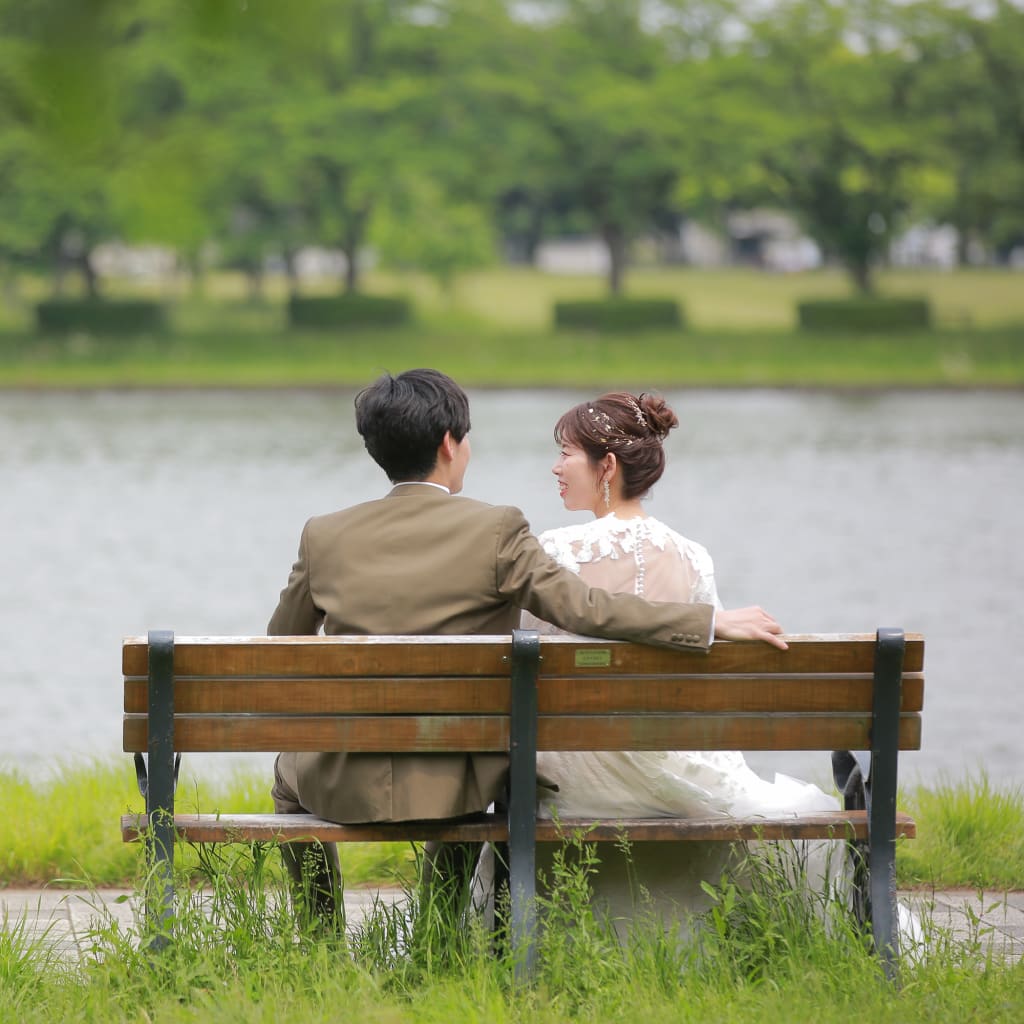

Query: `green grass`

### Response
(0, 823, 1020, 1023)
(1, 324, 1021, 389)
(8, 265, 1024, 330)
(0, 760, 414, 889)
(898, 775, 1024, 890)
(1, 761, 1021, 891)
(1, 267, 1021, 389)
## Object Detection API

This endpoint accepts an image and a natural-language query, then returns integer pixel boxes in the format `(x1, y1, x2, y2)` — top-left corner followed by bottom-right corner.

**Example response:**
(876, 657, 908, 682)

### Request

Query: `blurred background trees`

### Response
(1, 0, 1022, 301)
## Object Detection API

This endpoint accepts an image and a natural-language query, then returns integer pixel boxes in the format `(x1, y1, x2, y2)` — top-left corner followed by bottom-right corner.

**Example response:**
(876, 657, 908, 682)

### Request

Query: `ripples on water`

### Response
(3, 388, 1022, 789)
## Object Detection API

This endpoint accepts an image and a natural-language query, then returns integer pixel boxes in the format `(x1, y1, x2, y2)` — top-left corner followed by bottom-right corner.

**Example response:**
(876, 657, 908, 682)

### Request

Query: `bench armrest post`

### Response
(508, 628, 540, 983)
(868, 627, 905, 978)
(146, 629, 176, 949)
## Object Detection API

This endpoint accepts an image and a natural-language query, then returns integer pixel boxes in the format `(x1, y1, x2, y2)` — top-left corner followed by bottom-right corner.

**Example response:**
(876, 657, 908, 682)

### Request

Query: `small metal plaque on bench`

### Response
(575, 649, 612, 667)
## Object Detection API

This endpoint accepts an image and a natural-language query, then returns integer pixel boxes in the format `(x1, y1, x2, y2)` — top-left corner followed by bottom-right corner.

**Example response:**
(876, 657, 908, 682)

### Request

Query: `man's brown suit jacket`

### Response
(269, 484, 713, 823)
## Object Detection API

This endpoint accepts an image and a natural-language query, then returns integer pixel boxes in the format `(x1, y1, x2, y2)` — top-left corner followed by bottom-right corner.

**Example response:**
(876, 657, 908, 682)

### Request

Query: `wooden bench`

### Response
(122, 627, 923, 979)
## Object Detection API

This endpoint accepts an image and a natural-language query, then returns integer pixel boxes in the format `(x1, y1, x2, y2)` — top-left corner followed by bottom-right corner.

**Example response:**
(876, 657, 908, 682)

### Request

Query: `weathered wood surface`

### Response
(121, 810, 917, 845)
(123, 711, 922, 753)
(122, 632, 925, 755)
(123, 674, 924, 715)
(122, 633, 925, 678)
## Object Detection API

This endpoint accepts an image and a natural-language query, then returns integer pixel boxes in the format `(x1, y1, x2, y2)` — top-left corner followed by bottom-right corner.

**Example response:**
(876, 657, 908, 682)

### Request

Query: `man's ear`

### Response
(438, 431, 457, 463)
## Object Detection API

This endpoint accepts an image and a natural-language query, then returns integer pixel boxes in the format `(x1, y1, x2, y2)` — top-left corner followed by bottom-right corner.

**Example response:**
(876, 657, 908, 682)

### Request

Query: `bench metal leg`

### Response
(868, 627, 905, 979)
(146, 629, 176, 949)
(508, 629, 540, 982)
(832, 749, 871, 928)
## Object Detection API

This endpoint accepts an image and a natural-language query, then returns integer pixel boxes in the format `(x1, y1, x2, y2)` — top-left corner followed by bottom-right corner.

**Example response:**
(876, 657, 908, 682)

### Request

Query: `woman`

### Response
(523, 391, 846, 932)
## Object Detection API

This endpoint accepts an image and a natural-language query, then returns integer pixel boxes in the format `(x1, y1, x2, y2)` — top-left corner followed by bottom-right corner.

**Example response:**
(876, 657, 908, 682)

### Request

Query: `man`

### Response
(268, 368, 784, 915)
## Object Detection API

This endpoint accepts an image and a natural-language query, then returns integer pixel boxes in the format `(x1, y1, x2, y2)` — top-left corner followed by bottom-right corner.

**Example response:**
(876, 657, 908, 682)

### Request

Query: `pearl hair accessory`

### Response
(631, 395, 649, 429)
(587, 405, 638, 447)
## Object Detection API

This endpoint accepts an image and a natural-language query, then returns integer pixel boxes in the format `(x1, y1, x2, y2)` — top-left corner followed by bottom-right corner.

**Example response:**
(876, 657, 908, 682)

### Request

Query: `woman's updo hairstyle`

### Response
(554, 391, 679, 500)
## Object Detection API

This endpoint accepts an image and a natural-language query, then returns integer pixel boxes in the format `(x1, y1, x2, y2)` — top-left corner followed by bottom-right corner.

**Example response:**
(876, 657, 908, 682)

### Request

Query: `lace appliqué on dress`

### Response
(537, 515, 721, 607)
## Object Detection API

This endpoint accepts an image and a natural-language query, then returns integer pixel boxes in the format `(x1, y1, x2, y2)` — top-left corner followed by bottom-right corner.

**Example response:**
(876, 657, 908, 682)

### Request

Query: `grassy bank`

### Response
(1, 820, 1021, 1024)
(2, 762, 1021, 1022)
(1, 267, 1021, 389)
(0, 760, 413, 890)
(1, 761, 1021, 891)
(2, 324, 1021, 390)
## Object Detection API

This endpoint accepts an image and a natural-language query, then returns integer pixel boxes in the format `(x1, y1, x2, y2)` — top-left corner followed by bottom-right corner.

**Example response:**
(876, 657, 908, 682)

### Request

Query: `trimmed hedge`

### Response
(553, 298, 685, 332)
(36, 299, 166, 335)
(797, 297, 932, 332)
(288, 294, 412, 329)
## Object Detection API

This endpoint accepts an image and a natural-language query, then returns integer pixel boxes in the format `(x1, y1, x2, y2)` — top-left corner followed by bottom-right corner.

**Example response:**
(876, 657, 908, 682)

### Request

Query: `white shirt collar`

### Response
(392, 481, 451, 495)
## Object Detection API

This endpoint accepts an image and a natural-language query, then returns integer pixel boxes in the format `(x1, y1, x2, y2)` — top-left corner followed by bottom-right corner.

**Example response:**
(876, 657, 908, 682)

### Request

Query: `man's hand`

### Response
(715, 606, 788, 650)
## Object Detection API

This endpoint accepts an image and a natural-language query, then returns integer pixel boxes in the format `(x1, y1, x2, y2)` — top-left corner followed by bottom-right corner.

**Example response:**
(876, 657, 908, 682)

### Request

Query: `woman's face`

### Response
(551, 441, 600, 513)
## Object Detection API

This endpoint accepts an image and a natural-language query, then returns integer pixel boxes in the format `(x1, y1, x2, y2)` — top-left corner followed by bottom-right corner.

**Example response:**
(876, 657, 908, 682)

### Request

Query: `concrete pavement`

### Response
(2, 886, 1022, 966)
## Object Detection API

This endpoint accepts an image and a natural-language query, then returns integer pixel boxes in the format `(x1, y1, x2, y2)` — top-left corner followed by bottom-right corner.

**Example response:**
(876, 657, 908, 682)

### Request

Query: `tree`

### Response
(956, 0, 1024, 259)
(728, 0, 928, 293)
(892, 0, 1023, 264)
(373, 175, 496, 298)
(468, 0, 712, 295)
(0, 0, 126, 296)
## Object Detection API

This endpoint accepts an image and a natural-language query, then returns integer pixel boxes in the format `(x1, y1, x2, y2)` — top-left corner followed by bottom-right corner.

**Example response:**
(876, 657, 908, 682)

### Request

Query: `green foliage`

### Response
(3, 760, 1021, 894)
(3, 0, 1024, 298)
(897, 774, 1024, 889)
(287, 293, 412, 329)
(717, 0, 930, 294)
(35, 298, 166, 335)
(373, 177, 496, 296)
(553, 298, 684, 332)
(0, 759, 414, 887)
(796, 297, 932, 332)
(3, 819, 1022, 1023)
(1, 267, 1022, 387)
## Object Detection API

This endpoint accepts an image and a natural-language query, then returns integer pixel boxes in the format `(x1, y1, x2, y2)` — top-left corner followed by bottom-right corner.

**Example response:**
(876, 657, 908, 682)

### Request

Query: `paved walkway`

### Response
(2, 886, 1022, 966)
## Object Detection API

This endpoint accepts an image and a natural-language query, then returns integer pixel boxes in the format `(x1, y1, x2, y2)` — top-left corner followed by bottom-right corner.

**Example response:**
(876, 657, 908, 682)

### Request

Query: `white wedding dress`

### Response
(520, 513, 849, 936)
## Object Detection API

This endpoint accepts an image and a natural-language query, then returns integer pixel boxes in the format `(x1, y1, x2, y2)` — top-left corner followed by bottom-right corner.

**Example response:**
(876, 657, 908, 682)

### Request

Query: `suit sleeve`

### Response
(268, 520, 325, 636)
(494, 508, 713, 652)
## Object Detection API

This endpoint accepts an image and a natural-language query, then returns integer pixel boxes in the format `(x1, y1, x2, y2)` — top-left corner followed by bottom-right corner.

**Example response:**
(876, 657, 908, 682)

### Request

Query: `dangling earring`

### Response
(602, 479, 611, 510)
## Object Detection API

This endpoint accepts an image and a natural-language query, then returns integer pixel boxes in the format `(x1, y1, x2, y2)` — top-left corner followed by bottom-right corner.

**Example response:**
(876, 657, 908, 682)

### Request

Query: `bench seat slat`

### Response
(121, 811, 917, 845)
(123, 712, 922, 753)
(122, 633, 925, 678)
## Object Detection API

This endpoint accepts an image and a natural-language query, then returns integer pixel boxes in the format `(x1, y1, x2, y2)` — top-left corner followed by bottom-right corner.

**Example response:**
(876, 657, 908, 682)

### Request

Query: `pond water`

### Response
(3, 387, 1022, 791)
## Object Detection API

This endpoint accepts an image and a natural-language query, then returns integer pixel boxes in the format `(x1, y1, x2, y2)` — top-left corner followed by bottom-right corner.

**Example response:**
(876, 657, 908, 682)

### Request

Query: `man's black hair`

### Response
(354, 368, 471, 482)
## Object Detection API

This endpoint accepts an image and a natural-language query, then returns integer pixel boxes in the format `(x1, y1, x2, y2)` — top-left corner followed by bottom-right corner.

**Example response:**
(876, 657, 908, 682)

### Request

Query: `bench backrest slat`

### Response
(122, 633, 925, 677)
(123, 673, 924, 716)
(122, 711, 922, 753)
(122, 636, 514, 678)
(121, 633, 924, 755)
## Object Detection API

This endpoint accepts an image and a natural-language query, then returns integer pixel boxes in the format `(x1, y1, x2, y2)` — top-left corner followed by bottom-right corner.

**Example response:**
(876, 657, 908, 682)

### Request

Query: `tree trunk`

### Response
(602, 223, 627, 296)
(52, 248, 67, 298)
(341, 208, 369, 294)
(523, 205, 545, 265)
(343, 241, 359, 294)
(849, 258, 873, 296)
(79, 252, 100, 298)
(185, 250, 206, 299)
(246, 264, 264, 303)
(283, 248, 301, 300)
(0, 259, 20, 308)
